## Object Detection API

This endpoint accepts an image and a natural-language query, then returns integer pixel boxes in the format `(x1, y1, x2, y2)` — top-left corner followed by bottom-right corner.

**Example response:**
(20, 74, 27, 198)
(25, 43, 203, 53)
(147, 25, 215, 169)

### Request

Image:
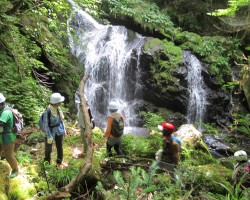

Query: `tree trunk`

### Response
(45, 74, 93, 199)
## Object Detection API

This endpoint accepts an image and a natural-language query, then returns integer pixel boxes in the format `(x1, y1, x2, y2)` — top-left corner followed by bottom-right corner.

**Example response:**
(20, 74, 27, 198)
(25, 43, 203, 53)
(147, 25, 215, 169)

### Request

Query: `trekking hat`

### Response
(0, 93, 6, 103)
(158, 122, 175, 133)
(108, 101, 118, 111)
(50, 93, 65, 104)
(234, 150, 247, 162)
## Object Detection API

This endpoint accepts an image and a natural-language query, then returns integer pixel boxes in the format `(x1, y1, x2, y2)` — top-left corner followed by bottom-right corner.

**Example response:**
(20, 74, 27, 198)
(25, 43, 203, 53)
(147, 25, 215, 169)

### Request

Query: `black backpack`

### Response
(111, 115, 124, 137)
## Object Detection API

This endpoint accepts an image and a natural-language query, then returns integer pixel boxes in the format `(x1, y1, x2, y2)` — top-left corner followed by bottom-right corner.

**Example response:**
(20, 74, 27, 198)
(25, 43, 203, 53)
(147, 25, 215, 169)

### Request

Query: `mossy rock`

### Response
(143, 37, 187, 98)
(8, 174, 37, 200)
(175, 31, 203, 46)
(143, 38, 182, 73)
(0, 162, 10, 198)
(0, 192, 8, 200)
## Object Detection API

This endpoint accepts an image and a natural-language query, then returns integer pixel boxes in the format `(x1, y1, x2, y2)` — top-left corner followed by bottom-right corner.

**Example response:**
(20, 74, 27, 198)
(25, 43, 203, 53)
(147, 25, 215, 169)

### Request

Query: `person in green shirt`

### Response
(0, 93, 19, 178)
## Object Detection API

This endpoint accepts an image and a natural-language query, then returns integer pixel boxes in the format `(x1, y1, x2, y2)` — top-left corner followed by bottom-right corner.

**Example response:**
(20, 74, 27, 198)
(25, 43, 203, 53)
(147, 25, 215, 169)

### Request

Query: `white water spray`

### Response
(184, 51, 207, 130)
(67, 1, 145, 128)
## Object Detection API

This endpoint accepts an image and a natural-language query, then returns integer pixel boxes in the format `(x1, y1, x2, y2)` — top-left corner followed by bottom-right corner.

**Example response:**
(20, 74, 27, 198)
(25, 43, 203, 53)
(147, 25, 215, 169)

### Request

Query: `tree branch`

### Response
(6, 0, 25, 15)
(45, 74, 93, 199)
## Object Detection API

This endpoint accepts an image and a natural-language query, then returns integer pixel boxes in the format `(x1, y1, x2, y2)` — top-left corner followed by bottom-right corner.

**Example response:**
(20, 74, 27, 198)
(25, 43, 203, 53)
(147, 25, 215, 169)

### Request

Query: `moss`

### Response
(25, 165, 40, 177)
(26, 131, 44, 146)
(0, 162, 10, 198)
(175, 31, 203, 46)
(144, 38, 182, 67)
(8, 176, 36, 200)
(0, 193, 8, 200)
(122, 133, 162, 158)
(143, 38, 182, 89)
(176, 32, 237, 87)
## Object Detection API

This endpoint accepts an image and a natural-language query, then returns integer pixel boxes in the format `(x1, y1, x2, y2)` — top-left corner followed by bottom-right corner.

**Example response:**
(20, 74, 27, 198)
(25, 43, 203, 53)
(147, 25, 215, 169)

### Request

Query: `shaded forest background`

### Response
(0, 0, 250, 199)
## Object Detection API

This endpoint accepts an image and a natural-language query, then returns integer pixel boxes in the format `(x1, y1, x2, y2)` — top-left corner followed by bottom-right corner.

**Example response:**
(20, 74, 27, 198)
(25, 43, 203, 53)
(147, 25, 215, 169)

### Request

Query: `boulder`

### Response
(173, 124, 203, 149)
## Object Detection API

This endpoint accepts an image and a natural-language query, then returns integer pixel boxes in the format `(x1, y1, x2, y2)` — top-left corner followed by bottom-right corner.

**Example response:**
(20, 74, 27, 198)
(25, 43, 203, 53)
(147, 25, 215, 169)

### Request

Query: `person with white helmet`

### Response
(103, 100, 124, 157)
(43, 93, 66, 169)
(0, 93, 19, 178)
(232, 150, 250, 188)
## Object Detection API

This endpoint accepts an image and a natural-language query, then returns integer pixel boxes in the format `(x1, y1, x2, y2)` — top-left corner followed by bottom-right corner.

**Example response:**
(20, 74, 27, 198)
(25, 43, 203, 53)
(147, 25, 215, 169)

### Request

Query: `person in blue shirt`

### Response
(43, 93, 66, 169)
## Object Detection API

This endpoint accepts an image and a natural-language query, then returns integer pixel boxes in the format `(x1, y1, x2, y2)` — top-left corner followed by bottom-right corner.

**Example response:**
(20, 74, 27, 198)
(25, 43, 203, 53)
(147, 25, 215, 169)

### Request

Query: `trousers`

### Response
(44, 134, 63, 164)
(0, 142, 18, 172)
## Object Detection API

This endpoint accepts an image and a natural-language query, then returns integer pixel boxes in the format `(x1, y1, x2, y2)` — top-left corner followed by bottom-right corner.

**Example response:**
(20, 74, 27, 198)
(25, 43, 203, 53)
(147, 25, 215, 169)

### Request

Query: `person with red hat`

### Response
(157, 122, 181, 176)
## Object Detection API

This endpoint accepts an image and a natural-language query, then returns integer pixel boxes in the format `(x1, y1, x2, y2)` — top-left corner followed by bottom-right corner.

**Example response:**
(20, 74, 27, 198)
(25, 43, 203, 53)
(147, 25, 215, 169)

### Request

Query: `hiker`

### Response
(232, 150, 250, 188)
(0, 93, 19, 178)
(103, 101, 124, 157)
(157, 122, 181, 176)
(43, 93, 66, 169)
(75, 91, 95, 155)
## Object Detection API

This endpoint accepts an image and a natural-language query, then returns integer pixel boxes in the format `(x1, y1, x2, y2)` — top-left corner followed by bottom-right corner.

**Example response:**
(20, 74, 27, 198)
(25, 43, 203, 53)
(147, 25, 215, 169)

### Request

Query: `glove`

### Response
(47, 138, 53, 144)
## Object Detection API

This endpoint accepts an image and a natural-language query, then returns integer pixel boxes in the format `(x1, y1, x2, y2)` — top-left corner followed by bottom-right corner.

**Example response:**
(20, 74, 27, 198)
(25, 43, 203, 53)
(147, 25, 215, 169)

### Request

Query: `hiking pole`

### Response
(42, 162, 51, 193)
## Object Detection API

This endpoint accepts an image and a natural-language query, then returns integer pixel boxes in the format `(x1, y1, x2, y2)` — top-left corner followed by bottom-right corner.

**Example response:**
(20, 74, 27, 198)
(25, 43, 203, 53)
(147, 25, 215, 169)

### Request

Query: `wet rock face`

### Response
(205, 89, 232, 125)
(203, 135, 234, 158)
(138, 44, 188, 114)
(137, 40, 232, 126)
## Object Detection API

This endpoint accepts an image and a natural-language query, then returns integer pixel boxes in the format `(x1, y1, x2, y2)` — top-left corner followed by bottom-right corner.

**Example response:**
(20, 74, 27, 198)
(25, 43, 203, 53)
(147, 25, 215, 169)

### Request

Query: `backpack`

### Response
(110, 115, 124, 137)
(38, 109, 51, 132)
(6, 107, 24, 138)
(161, 139, 175, 163)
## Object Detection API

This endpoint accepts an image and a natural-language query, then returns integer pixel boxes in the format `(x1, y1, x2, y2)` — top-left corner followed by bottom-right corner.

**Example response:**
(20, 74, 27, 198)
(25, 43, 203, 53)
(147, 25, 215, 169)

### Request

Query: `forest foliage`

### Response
(0, 0, 250, 199)
(0, 0, 249, 125)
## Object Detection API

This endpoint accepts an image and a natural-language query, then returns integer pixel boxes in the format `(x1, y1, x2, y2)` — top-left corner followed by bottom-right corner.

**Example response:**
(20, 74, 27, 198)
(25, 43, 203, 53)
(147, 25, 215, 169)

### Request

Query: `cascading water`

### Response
(67, 0, 146, 131)
(184, 51, 207, 130)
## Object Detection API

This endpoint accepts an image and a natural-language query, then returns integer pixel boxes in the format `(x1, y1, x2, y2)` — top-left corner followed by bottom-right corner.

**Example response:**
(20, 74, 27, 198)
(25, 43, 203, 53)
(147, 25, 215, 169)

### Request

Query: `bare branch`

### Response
(32, 69, 54, 87)
(45, 74, 93, 199)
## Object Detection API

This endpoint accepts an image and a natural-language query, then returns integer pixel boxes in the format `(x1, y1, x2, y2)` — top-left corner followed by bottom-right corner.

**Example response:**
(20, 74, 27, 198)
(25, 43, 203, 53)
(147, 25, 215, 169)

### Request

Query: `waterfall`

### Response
(67, 0, 145, 129)
(184, 51, 207, 130)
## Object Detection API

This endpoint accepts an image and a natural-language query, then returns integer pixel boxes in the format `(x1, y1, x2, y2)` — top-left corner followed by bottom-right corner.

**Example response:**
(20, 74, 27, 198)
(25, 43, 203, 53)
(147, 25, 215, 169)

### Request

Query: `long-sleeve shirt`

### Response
(43, 107, 66, 139)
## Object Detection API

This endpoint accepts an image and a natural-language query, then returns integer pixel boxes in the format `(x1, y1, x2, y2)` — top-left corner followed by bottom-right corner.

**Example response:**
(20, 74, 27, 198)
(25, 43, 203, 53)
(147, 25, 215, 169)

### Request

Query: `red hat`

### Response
(158, 122, 175, 133)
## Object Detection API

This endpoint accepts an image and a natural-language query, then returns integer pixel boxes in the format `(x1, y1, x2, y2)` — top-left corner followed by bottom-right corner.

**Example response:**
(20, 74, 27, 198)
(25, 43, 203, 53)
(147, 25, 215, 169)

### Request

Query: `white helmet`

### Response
(50, 93, 65, 104)
(234, 150, 247, 162)
(0, 93, 6, 103)
(108, 101, 118, 111)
